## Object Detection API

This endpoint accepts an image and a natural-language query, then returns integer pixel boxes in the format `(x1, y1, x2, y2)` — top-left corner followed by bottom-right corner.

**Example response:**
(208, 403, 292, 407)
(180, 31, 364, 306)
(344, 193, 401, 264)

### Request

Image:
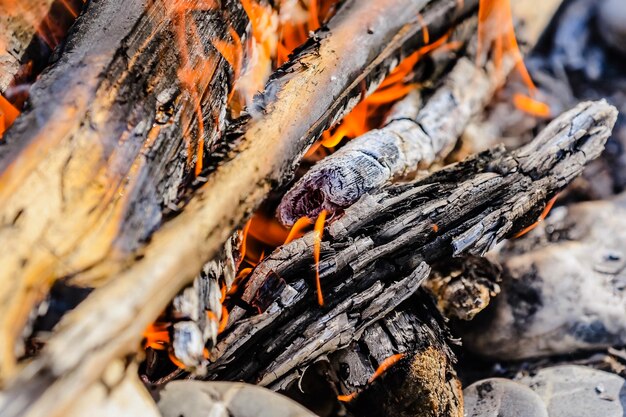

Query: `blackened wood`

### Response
(0, 1, 476, 416)
(205, 100, 616, 388)
(277, 23, 518, 225)
(0, 0, 248, 380)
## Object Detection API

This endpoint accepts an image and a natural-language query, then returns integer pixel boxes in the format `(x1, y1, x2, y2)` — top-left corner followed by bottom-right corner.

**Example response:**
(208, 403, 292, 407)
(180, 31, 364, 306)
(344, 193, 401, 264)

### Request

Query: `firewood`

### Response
(0, 0, 60, 92)
(277, 37, 516, 225)
(0, 0, 250, 380)
(203, 100, 616, 389)
(0, 1, 475, 415)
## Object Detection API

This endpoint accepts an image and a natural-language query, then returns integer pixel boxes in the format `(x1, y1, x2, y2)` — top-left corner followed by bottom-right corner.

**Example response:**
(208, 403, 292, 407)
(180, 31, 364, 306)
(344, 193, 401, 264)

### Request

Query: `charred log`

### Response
(0, 1, 477, 416)
(0, 0, 249, 380)
(202, 100, 616, 389)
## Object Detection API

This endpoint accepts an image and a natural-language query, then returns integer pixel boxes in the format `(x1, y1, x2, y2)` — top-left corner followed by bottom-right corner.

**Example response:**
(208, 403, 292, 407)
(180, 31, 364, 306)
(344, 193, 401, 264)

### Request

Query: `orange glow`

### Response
(142, 322, 170, 350)
(218, 305, 229, 334)
(284, 216, 313, 244)
(514, 194, 558, 238)
(478, 0, 546, 107)
(513, 93, 551, 118)
(313, 210, 327, 306)
(276, 0, 337, 66)
(0, 95, 20, 139)
(432, 223, 439, 233)
(337, 353, 406, 402)
(321, 33, 453, 149)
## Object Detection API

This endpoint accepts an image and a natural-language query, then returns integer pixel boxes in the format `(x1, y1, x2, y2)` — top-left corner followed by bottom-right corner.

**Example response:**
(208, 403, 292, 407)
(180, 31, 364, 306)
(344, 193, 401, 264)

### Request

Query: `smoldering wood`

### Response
(275, 290, 462, 417)
(0, 0, 248, 381)
(158, 381, 318, 417)
(200, 100, 616, 390)
(0, 1, 477, 416)
(171, 233, 240, 370)
(277, 31, 517, 225)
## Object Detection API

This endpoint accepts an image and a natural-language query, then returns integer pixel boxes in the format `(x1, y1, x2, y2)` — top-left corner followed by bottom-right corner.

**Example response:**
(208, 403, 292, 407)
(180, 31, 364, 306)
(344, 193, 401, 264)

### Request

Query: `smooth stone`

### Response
(519, 365, 626, 417)
(158, 381, 317, 417)
(598, 0, 626, 55)
(461, 196, 626, 360)
(464, 378, 549, 417)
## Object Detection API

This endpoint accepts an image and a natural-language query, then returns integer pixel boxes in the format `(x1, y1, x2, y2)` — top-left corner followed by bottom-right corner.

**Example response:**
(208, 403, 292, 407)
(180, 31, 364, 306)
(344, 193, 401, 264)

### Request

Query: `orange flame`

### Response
(313, 210, 327, 306)
(320, 32, 454, 149)
(477, 0, 549, 118)
(337, 353, 406, 402)
(142, 322, 170, 351)
(0, 95, 20, 139)
(513, 93, 551, 118)
(514, 194, 558, 238)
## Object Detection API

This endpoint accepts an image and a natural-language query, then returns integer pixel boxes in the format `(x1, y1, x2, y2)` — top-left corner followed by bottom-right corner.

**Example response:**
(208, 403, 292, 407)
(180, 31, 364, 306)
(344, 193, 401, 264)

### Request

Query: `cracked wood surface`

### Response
(0, 0, 248, 380)
(202, 100, 616, 389)
(277, 27, 517, 225)
(0, 1, 475, 416)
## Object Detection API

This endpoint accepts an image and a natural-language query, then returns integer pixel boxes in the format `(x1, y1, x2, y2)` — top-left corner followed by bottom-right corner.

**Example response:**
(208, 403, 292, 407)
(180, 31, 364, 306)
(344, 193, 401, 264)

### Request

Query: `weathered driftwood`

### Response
(277, 33, 516, 225)
(0, 1, 475, 416)
(202, 101, 616, 390)
(0, 0, 249, 380)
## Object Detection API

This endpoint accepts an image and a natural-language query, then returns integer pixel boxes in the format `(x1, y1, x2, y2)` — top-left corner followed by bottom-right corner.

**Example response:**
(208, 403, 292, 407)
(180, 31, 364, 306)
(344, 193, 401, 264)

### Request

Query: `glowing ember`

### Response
(337, 353, 406, 402)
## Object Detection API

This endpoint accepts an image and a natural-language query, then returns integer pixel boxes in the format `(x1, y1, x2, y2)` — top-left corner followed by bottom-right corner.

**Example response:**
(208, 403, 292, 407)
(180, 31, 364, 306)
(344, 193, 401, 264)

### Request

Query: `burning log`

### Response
(0, 0, 250, 380)
(277, 36, 516, 224)
(0, 0, 477, 415)
(204, 100, 615, 389)
(0, 0, 83, 93)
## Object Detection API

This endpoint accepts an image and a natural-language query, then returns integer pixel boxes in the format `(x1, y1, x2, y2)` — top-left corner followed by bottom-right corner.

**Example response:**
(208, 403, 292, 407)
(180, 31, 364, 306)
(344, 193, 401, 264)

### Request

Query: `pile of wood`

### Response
(0, 0, 618, 416)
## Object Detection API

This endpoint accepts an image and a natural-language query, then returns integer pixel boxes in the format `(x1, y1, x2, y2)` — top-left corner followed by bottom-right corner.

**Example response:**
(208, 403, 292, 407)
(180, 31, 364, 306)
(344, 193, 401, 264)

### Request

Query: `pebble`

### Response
(463, 378, 548, 417)
(158, 381, 317, 417)
(518, 365, 626, 417)
(460, 197, 626, 360)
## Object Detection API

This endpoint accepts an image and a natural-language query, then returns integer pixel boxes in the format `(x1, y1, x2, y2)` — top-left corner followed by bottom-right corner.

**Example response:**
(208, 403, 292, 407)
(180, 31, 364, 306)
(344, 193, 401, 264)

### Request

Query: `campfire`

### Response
(1, 0, 625, 416)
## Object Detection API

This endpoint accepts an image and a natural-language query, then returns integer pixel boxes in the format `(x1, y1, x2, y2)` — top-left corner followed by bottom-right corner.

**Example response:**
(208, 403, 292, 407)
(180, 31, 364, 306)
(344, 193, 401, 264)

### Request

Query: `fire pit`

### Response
(0, 1, 624, 416)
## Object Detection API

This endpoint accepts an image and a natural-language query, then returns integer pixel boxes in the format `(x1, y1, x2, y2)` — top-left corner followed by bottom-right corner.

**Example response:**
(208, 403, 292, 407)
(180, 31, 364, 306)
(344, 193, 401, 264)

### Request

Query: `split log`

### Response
(0, 0, 249, 379)
(203, 100, 616, 388)
(0, 1, 477, 415)
(277, 29, 517, 225)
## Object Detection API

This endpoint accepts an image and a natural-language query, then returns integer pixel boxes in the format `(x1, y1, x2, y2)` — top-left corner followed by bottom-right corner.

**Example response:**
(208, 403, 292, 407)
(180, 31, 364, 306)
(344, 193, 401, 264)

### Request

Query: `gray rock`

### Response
(157, 381, 317, 417)
(598, 0, 626, 55)
(461, 195, 626, 360)
(463, 378, 548, 417)
(519, 365, 626, 417)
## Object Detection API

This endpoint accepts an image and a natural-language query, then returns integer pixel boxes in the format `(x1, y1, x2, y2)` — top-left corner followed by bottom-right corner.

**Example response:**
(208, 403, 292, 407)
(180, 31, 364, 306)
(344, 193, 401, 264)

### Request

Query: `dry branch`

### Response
(277, 32, 517, 225)
(0, 1, 476, 415)
(203, 100, 616, 388)
(0, 0, 248, 379)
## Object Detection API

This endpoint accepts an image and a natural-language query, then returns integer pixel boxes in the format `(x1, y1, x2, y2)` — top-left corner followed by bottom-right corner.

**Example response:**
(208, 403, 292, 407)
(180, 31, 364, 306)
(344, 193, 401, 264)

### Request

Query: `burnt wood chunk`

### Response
(0, 1, 476, 416)
(200, 100, 616, 391)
